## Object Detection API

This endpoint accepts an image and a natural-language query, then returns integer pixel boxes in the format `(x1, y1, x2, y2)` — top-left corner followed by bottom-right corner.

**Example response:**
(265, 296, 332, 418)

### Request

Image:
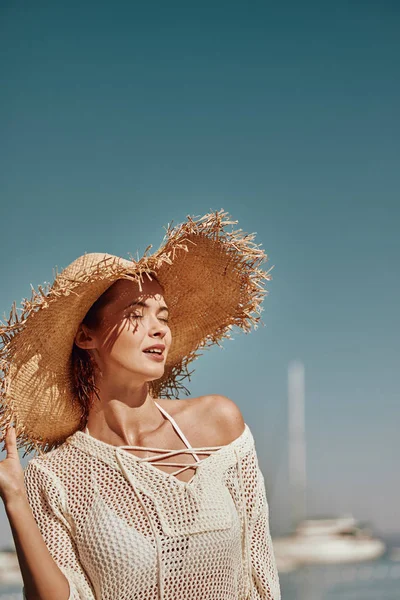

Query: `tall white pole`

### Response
(288, 360, 307, 530)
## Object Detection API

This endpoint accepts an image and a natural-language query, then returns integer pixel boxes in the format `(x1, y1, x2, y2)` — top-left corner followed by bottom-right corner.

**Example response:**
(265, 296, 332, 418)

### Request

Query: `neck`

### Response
(85, 379, 163, 445)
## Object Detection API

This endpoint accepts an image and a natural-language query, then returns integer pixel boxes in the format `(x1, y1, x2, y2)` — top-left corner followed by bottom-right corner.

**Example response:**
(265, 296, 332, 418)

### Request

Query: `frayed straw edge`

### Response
(0, 209, 273, 456)
(160, 207, 273, 335)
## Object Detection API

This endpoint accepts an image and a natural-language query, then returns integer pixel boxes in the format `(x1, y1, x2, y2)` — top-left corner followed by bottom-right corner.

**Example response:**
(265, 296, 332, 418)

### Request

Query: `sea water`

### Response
(279, 536, 400, 600)
(280, 557, 400, 599)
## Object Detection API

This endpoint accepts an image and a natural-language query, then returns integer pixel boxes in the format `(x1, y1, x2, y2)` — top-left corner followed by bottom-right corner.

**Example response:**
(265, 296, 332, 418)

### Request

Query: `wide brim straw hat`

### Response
(0, 209, 273, 456)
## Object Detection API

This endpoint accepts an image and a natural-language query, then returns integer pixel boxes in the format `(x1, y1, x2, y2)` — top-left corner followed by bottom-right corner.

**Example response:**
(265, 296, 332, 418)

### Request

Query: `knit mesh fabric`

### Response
(22, 423, 281, 600)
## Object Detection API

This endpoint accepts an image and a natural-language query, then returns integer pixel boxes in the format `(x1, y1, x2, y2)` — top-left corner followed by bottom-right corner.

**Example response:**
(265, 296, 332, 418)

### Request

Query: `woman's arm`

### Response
(211, 394, 281, 599)
(19, 458, 97, 600)
(1, 425, 72, 600)
(5, 493, 71, 600)
(246, 461, 281, 600)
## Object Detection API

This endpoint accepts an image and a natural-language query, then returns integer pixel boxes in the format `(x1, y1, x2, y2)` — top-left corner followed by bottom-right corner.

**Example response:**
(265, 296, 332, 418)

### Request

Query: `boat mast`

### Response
(288, 360, 307, 530)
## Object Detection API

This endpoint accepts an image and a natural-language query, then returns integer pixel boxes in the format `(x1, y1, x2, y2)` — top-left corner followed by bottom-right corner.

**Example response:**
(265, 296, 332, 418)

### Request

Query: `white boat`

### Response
(271, 361, 386, 568)
(273, 514, 386, 565)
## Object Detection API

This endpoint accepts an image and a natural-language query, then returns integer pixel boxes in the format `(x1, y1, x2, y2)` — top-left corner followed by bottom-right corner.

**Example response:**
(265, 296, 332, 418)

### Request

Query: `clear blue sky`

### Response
(1, 1, 399, 546)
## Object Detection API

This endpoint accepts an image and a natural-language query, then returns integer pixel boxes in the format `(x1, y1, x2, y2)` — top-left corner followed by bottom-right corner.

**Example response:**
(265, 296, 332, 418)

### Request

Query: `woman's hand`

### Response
(0, 425, 26, 506)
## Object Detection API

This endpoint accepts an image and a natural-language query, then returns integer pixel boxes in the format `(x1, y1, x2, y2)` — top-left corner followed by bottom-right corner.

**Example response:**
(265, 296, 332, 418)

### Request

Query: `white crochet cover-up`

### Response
(23, 401, 281, 600)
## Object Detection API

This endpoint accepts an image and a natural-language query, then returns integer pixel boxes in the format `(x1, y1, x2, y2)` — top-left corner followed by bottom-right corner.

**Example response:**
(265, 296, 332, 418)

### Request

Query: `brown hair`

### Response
(70, 286, 111, 429)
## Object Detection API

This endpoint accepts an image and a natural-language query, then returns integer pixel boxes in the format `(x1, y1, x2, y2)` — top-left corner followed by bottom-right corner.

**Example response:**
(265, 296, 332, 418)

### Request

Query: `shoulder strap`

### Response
(154, 401, 194, 450)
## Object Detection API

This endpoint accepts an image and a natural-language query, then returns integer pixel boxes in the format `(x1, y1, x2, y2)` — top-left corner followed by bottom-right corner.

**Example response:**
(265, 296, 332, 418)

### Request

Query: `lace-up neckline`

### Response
(84, 401, 231, 486)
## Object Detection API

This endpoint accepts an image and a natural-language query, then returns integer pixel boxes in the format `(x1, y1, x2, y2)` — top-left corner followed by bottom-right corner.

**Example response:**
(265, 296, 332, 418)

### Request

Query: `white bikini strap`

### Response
(85, 403, 201, 463)
(154, 401, 201, 463)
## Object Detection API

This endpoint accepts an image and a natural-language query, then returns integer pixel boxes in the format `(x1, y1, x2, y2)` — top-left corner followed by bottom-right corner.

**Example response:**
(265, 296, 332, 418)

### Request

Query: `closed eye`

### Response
(128, 313, 169, 324)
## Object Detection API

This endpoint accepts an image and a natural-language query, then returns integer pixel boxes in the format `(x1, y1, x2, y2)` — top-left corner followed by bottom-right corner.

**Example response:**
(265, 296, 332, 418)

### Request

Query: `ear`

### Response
(74, 323, 97, 350)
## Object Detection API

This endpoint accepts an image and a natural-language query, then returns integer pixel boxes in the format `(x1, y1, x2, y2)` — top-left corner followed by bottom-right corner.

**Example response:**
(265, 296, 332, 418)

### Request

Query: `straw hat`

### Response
(0, 209, 273, 456)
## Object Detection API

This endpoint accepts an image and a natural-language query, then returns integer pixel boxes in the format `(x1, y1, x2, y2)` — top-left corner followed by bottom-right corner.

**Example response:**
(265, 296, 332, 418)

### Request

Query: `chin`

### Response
(142, 364, 166, 378)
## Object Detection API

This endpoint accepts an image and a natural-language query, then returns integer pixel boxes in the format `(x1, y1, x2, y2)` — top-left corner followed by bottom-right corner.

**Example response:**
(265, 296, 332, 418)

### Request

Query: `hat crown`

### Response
(59, 253, 133, 283)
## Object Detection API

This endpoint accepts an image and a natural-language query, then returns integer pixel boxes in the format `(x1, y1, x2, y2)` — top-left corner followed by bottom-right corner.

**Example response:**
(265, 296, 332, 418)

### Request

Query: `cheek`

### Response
(100, 321, 144, 355)
(116, 324, 144, 350)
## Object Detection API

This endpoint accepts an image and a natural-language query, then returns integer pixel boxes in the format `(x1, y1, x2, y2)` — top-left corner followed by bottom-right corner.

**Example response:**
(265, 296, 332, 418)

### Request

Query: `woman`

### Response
(0, 210, 281, 600)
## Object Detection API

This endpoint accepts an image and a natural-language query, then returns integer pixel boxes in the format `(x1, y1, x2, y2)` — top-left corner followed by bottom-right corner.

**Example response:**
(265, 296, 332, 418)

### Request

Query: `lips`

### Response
(143, 344, 165, 362)
(143, 350, 165, 362)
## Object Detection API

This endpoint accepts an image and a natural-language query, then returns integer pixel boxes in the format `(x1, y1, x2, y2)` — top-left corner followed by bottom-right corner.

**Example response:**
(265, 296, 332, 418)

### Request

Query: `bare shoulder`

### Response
(166, 394, 246, 447)
(198, 394, 246, 445)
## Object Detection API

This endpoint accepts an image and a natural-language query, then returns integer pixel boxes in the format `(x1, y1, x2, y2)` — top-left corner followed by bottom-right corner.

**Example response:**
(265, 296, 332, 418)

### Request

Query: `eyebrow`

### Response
(125, 300, 169, 312)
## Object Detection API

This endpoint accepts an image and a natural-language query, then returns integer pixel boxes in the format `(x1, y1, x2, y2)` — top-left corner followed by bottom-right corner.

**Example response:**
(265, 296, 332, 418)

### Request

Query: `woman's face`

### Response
(75, 276, 172, 383)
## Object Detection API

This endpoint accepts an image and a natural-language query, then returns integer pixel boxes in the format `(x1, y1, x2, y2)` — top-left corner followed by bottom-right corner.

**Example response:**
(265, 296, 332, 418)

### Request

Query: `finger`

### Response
(4, 426, 19, 459)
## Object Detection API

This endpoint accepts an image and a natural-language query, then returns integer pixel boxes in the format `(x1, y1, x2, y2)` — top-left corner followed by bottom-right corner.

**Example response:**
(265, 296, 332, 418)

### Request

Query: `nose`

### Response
(148, 315, 168, 338)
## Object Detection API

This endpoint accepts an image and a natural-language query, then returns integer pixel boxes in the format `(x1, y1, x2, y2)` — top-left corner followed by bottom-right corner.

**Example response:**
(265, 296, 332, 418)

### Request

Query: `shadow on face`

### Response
(74, 276, 172, 380)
